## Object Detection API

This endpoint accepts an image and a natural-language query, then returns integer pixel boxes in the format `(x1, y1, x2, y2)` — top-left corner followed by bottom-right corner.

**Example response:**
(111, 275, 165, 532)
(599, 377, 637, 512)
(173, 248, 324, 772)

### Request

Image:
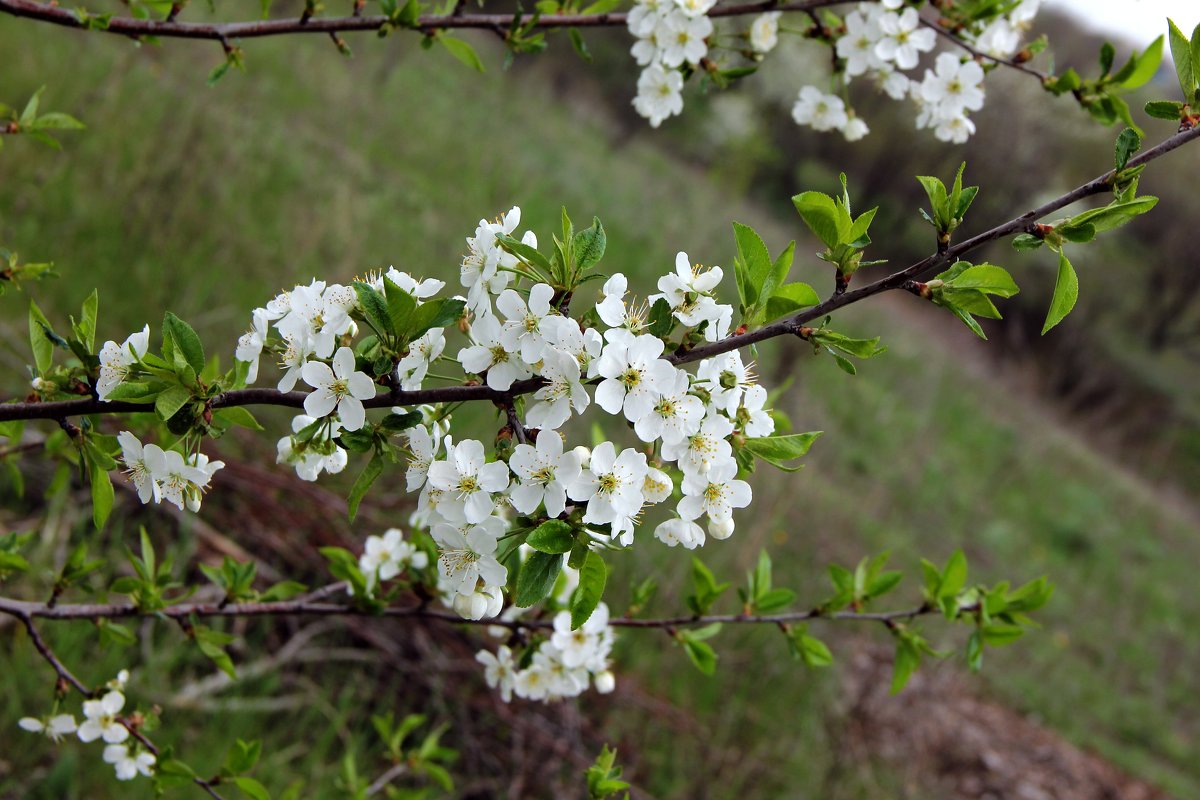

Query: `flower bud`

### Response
(708, 516, 735, 540)
(594, 670, 616, 694)
(572, 445, 592, 469)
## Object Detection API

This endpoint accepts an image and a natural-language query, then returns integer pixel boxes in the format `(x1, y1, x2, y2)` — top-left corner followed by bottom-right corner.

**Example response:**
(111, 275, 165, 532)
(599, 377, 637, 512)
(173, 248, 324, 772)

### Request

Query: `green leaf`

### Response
(515, 550, 563, 607)
(1067, 196, 1158, 234)
(163, 312, 205, 375)
(525, 519, 575, 554)
(1114, 36, 1163, 90)
(890, 638, 921, 694)
(224, 739, 263, 775)
(90, 460, 114, 530)
(496, 234, 554, 275)
(1011, 233, 1045, 251)
(944, 264, 1019, 297)
(733, 222, 773, 309)
(762, 281, 818, 323)
(31, 112, 86, 131)
(440, 35, 485, 72)
(679, 633, 717, 675)
(195, 627, 237, 679)
(646, 297, 674, 338)
(347, 451, 384, 522)
(569, 551, 607, 630)
(232, 777, 270, 800)
(78, 290, 99, 353)
(154, 385, 192, 421)
(573, 217, 606, 271)
(743, 432, 822, 472)
(567, 27, 592, 61)
(406, 297, 466, 341)
(28, 300, 54, 374)
(19, 87, 43, 125)
(791, 192, 841, 249)
(1168, 18, 1197, 99)
(354, 282, 396, 338)
(1144, 99, 1186, 120)
(788, 627, 833, 667)
(1042, 250, 1080, 335)
(213, 407, 263, 431)
(381, 278, 416, 338)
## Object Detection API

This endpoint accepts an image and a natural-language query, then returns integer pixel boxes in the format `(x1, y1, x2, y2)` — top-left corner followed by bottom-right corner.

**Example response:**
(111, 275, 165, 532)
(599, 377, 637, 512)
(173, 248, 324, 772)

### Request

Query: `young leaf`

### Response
(1042, 250, 1080, 334)
(743, 432, 822, 472)
(573, 217, 606, 271)
(525, 519, 575, 554)
(569, 550, 607, 630)
(347, 450, 384, 522)
(163, 312, 205, 375)
(515, 550, 563, 607)
(28, 300, 54, 374)
(1168, 19, 1197, 99)
(440, 36, 485, 72)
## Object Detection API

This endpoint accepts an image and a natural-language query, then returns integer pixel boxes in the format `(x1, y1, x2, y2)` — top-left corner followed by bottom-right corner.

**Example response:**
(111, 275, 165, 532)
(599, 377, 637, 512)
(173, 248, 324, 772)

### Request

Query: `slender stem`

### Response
(3, 124, 1197, 423)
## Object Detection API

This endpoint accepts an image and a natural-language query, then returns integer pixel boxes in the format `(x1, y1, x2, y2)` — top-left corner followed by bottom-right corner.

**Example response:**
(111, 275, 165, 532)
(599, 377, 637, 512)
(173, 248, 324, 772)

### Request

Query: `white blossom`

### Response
(432, 518, 508, 596)
(593, 331, 676, 423)
(654, 516, 707, 549)
(633, 369, 704, 445)
(748, 11, 780, 54)
(458, 314, 532, 391)
(301, 346, 377, 432)
(78, 691, 129, 744)
(679, 458, 751, 523)
(103, 744, 156, 781)
(395, 328, 446, 391)
(18, 714, 78, 743)
(508, 430, 582, 518)
(875, 9, 936, 71)
(360, 528, 428, 593)
(476, 645, 518, 702)
(427, 439, 511, 523)
(792, 86, 849, 132)
(235, 309, 269, 385)
(277, 414, 348, 482)
(96, 325, 150, 401)
(633, 64, 685, 128)
(118, 431, 159, 504)
(526, 347, 590, 431)
(498, 282, 558, 364)
(568, 442, 649, 525)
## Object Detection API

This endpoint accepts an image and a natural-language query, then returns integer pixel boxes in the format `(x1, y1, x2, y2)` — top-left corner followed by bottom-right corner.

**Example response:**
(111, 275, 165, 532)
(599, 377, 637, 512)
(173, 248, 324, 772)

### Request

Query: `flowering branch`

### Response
(0, 585, 930, 629)
(3, 122, 1198, 425)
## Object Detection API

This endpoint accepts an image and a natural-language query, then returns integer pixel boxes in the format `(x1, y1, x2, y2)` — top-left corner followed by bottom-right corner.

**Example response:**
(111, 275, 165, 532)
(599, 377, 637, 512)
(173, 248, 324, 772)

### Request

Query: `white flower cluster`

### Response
(97, 326, 150, 400)
(618, 0, 1038, 142)
(476, 603, 616, 702)
(105, 203, 783, 703)
(117, 431, 223, 512)
(626, 0, 716, 126)
(18, 670, 156, 782)
(358, 527, 429, 595)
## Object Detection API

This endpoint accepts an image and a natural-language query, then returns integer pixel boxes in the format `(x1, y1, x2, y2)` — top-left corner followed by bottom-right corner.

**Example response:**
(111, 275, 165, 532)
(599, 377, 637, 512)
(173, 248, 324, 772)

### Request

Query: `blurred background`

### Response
(1, 1, 1199, 797)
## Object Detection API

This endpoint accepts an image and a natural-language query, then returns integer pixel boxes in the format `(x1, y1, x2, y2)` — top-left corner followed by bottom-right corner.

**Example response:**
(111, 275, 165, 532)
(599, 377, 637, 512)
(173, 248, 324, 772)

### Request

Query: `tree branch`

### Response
(0, 586, 930, 630)
(3, 124, 1197, 424)
(0, 0, 856, 39)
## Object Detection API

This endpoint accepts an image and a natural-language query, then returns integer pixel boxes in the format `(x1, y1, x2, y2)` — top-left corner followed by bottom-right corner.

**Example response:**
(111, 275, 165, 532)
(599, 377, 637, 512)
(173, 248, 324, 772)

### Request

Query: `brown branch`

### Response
(0, 585, 930, 629)
(3, 124, 1197, 424)
(919, 17, 1048, 81)
(7, 609, 228, 798)
(0, 0, 858, 39)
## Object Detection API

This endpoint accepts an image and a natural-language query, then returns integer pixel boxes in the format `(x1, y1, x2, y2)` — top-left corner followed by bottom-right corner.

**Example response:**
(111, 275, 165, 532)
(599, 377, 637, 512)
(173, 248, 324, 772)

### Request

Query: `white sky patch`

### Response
(1046, 0, 1200, 47)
